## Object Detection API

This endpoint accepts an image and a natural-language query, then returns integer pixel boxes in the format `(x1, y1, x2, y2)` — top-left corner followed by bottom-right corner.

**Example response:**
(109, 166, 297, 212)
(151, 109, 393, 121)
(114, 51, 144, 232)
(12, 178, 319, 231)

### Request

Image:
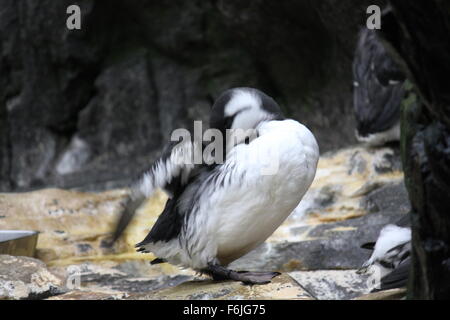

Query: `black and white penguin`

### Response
(360, 214, 411, 292)
(111, 87, 319, 284)
(352, 28, 406, 146)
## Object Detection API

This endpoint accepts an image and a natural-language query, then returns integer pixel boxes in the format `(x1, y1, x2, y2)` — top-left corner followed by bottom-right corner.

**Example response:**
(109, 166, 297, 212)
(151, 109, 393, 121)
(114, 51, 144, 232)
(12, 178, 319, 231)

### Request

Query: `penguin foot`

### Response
(204, 263, 281, 285)
(235, 271, 281, 285)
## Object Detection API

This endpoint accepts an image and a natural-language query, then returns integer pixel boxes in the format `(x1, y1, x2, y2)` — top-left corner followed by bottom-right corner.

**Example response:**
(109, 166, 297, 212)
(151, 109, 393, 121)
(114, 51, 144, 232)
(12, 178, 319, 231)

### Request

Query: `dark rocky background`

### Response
(0, 0, 384, 192)
(379, 1, 450, 299)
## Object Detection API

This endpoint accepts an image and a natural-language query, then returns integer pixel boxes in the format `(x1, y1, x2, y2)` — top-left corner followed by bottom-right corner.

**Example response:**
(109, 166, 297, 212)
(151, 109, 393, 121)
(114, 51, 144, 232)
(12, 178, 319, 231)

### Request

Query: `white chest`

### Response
(206, 119, 319, 264)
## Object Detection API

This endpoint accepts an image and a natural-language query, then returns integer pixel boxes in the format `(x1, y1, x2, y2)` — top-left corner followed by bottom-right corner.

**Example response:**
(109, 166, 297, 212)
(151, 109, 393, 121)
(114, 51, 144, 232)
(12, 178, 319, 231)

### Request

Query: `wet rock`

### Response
(0, 188, 168, 265)
(128, 274, 313, 300)
(372, 145, 402, 174)
(289, 270, 372, 300)
(362, 182, 410, 214)
(348, 150, 368, 175)
(312, 185, 339, 208)
(48, 266, 311, 300)
(0, 255, 64, 300)
(74, 263, 193, 293)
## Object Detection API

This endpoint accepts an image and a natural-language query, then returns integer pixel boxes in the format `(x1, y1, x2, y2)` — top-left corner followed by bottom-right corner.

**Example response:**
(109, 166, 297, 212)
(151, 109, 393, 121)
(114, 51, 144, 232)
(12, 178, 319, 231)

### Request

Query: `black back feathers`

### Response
(353, 29, 406, 137)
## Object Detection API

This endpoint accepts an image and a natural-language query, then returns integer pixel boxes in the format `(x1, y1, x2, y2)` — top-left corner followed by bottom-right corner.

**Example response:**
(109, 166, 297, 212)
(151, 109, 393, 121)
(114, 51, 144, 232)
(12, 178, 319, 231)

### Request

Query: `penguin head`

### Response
(210, 87, 284, 138)
(209, 88, 284, 153)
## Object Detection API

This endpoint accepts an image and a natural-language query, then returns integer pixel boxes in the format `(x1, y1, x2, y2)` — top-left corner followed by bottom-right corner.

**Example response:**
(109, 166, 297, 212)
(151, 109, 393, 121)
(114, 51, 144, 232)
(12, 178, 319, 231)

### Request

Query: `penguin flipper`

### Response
(108, 139, 200, 245)
(372, 257, 410, 292)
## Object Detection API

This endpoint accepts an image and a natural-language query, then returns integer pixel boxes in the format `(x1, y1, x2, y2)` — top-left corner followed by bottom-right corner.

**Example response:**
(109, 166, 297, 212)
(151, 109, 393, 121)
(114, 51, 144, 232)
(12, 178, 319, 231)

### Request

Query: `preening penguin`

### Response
(352, 28, 406, 146)
(359, 214, 411, 292)
(111, 87, 319, 284)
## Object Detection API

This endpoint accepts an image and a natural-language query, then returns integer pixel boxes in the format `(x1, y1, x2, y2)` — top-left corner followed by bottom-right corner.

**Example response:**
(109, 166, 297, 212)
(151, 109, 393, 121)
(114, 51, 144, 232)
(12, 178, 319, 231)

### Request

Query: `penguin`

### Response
(352, 28, 406, 146)
(110, 87, 319, 284)
(359, 214, 411, 292)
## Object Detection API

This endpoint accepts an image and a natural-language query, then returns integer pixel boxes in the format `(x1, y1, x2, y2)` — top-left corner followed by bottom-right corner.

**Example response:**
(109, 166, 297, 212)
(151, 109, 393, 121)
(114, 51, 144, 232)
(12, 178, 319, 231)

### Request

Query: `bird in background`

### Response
(359, 214, 411, 292)
(109, 87, 319, 284)
(352, 28, 406, 147)
(354, 26, 412, 293)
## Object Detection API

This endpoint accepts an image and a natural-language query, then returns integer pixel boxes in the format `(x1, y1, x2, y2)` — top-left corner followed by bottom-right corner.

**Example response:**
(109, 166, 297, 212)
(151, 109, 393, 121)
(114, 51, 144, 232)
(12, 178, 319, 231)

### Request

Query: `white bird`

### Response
(111, 87, 319, 284)
(360, 215, 411, 292)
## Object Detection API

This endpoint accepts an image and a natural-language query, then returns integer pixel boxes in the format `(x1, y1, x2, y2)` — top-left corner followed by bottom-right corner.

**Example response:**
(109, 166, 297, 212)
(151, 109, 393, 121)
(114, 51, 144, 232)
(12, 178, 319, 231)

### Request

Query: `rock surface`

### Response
(289, 270, 372, 300)
(129, 274, 313, 300)
(0, 255, 64, 300)
(0, 188, 167, 264)
(231, 208, 408, 272)
(0, 145, 409, 299)
(46, 273, 312, 300)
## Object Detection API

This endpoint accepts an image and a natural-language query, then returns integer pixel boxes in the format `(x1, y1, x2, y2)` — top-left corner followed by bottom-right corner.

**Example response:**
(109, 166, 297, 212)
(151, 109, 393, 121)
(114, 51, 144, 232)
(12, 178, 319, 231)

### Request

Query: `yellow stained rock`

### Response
(0, 188, 168, 266)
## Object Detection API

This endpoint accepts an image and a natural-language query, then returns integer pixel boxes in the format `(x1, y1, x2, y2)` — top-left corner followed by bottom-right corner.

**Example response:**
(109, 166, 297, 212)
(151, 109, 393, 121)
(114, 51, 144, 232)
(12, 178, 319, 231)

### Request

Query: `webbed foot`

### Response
(203, 263, 280, 285)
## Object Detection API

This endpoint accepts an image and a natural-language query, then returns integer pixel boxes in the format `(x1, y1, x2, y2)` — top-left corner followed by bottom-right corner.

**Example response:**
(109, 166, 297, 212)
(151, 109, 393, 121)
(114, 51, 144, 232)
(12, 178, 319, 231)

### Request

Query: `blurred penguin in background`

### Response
(352, 28, 406, 146)
(359, 214, 411, 293)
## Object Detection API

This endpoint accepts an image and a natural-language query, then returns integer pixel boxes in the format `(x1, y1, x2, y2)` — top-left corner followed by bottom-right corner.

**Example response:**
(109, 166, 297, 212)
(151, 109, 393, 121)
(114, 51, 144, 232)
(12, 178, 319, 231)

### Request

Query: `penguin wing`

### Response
(135, 191, 184, 247)
(379, 241, 411, 269)
(353, 29, 405, 137)
(135, 164, 213, 248)
(373, 256, 410, 292)
(109, 139, 201, 244)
